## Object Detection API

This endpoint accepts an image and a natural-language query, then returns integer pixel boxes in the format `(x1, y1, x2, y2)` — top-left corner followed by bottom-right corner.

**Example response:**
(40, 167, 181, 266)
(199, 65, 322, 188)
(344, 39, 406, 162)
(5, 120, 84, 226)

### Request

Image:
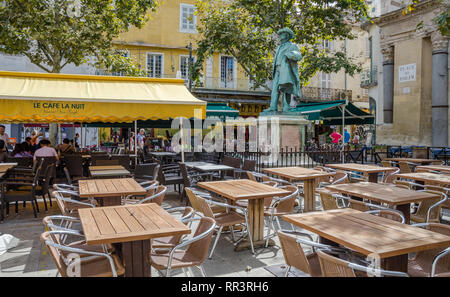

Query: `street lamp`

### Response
(185, 42, 193, 91)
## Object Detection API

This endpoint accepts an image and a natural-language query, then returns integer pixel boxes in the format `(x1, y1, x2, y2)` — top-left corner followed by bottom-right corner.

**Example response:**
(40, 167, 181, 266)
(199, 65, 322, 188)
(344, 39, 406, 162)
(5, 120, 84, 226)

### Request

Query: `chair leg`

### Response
(265, 217, 272, 248)
(47, 193, 52, 207)
(34, 199, 40, 213)
(285, 266, 291, 277)
(244, 214, 255, 254)
(6, 202, 9, 216)
(15, 201, 18, 214)
(230, 225, 236, 242)
(31, 200, 37, 218)
(23, 201, 26, 208)
(42, 195, 48, 212)
(199, 265, 207, 277)
(208, 226, 223, 259)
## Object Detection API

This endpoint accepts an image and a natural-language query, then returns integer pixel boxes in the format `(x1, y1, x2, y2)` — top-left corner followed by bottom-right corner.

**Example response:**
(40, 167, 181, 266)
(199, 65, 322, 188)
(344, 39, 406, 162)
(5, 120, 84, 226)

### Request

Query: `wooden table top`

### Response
(198, 179, 290, 201)
(0, 163, 18, 173)
(90, 169, 131, 178)
(395, 172, 450, 185)
(195, 164, 234, 172)
(416, 165, 450, 173)
(78, 203, 191, 245)
(384, 158, 443, 164)
(326, 163, 396, 174)
(78, 178, 145, 198)
(263, 167, 334, 181)
(325, 182, 440, 205)
(149, 152, 177, 156)
(184, 162, 212, 168)
(283, 208, 450, 258)
(89, 165, 126, 171)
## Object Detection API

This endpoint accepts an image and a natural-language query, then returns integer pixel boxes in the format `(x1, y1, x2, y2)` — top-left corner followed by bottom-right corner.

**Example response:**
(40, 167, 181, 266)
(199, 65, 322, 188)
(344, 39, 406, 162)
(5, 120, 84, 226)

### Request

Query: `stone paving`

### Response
(0, 186, 448, 277)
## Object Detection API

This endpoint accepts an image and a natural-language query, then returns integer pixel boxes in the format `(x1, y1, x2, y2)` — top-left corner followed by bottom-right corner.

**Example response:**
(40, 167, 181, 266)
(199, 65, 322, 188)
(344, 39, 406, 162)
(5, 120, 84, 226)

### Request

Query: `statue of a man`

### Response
(266, 28, 302, 112)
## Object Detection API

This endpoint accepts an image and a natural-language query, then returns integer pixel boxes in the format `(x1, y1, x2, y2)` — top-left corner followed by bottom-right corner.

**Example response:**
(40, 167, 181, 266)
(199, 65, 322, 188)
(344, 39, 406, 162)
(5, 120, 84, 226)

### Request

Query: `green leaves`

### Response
(192, 0, 368, 89)
(0, 0, 158, 73)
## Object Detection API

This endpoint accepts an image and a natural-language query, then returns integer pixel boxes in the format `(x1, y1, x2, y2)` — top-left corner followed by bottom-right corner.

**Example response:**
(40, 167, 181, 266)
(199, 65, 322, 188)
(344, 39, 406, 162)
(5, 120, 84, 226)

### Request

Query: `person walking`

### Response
(343, 129, 351, 146)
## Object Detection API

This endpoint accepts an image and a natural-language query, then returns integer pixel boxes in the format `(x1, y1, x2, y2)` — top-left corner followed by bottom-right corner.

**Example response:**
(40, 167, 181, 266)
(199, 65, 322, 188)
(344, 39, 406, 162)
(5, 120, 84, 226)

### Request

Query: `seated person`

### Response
(34, 139, 59, 161)
(0, 140, 7, 162)
(57, 138, 75, 154)
(11, 142, 33, 158)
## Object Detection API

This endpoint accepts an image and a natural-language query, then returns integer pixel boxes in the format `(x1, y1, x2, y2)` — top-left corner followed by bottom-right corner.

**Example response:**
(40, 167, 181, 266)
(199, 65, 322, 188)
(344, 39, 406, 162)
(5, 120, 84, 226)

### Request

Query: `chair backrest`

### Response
(40, 231, 69, 277)
(242, 160, 256, 171)
(94, 159, 120, 166)
(223, 156, 241, 169)
(185, 217, 216, 263)
(90, 154, 110, 165)
(415, 190, 445, 222)
(381, 161, 392, 167)
(35, 156, 57, 178)
(139, 185, 167, 206)
(317, 250, 356, 277)
(413, 223, 450, 275)
(185, 187, 203, 214)
(274, 185, 298, 214)
(6, 156, 33, 167)
(348, 199, 370, 212)
(179, 162, 191, 187)
(157, 166, 166, 184)
(331, 170, 349, 185)
(42, 163, 56, 193)
(247, 171, 258, 181)
(278, 231, 314, 276)
(134, 163, 158, 179)
(196, 196, 215, 218)
(64, 155, 84, 177)
(111, 155, 130, 170)
(398, 161, 412, 173)
(394, 180, 411, 189)
(382, 168, 400, 184)
(366, 209, 405, 223)
(318, 189, 339, 211)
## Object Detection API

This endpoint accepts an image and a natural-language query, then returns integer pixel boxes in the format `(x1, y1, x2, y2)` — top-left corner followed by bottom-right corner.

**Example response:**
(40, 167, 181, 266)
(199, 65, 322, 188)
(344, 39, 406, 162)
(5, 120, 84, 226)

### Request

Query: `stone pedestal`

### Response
(259, 111, 309, 151)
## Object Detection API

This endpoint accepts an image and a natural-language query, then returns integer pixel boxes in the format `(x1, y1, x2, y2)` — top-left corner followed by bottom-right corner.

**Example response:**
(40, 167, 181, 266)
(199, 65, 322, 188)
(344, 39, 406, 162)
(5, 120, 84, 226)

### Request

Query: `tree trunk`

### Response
(49, 124, 58, 147)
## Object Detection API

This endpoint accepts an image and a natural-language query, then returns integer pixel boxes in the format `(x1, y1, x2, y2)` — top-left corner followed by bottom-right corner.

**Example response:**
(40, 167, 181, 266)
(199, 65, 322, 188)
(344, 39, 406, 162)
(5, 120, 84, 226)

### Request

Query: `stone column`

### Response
(381, 45, 394, 123)
(431, 31, 449, 147)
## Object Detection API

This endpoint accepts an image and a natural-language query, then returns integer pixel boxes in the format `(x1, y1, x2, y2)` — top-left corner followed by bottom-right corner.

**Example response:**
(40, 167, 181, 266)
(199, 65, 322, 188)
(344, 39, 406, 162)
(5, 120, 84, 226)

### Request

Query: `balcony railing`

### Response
(360, 66, 378, 88)
(301, 87, 352, 102)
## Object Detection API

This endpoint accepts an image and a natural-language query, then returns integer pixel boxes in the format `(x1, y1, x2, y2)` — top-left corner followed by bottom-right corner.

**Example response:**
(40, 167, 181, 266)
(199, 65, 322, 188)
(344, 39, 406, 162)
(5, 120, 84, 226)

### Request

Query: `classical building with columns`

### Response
(366, 0, 449, 146)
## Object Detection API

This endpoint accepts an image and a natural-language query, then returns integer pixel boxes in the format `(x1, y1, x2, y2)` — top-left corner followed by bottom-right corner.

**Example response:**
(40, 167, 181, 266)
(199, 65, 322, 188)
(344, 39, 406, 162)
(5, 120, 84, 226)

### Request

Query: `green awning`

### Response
(291, 100, 374, 125)
(206, 103, 240, 119)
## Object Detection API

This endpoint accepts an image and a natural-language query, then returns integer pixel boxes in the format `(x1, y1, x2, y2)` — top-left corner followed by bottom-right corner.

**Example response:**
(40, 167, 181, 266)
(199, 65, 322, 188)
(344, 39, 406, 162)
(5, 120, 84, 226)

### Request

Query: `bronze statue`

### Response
(266, 28, 302, 112)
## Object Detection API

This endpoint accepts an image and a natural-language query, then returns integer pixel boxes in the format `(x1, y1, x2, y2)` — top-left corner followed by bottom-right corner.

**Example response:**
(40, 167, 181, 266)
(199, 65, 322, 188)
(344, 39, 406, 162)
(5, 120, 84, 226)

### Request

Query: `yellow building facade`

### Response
(114, 0, 250, 86)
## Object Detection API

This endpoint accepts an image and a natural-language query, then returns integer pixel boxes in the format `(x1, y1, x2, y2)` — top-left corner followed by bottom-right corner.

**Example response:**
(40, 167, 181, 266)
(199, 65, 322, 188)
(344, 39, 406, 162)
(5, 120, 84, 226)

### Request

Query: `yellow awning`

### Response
(0, 71, 206, 123)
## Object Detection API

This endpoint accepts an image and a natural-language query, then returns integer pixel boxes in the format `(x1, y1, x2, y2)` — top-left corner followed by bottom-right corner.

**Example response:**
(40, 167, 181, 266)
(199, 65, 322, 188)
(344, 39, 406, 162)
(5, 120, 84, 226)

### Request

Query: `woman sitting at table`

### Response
(0, 139, 7, 162)
(57, 138, 75, 155)
(11, 142, 33, 158)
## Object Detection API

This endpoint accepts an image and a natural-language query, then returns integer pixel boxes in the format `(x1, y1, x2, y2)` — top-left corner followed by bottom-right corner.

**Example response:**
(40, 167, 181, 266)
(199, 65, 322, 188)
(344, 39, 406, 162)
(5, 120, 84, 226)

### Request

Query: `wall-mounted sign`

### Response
(399, 63, 416, 83)
(403, 87, 411, 94)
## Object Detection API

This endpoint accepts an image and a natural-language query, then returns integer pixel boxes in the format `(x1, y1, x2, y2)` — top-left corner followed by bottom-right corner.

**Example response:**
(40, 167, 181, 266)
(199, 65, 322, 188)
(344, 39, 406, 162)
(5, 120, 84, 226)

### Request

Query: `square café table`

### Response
(384, 158, 443, 165)
(325, 182, 440, 224)
(198, 179, 290, 250)
(283, 208, 450, 273)
(396, 172, 450, 186)
(262, 167, 334, 212)
(78, 178, 146, 206)
(416, 165, 450, 174)
(89, 165, 131, 178)
(326, 163, 396, 183)
(78, 203, 191, 277)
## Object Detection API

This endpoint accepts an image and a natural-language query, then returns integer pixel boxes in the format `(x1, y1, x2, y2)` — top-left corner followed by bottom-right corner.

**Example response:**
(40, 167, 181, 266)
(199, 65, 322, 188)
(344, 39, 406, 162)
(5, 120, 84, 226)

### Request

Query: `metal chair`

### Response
(264, 185, 299, 247)
(150, 217, 216, 277)
(40, 230, 125, 277)
(408, 223, 450, 277)
(317, 250, 409, 277)
(365, 209, 406, 224)
(52, 189, 96, 217)
(411, 190, 447, 223)
(196, 194, 255, 258)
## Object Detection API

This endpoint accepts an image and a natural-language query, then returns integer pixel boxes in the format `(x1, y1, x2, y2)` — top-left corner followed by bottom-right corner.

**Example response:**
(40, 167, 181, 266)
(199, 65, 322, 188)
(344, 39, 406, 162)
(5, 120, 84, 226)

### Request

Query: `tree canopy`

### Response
(0, 0, 158, 74)
(192, 0, 369, 90)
